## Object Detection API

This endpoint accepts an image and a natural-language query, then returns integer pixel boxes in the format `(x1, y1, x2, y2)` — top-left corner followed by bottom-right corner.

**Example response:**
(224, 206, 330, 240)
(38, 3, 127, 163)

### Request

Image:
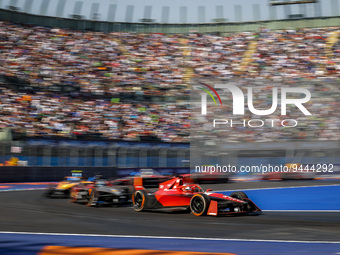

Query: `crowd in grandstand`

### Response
(0, 21, 339, 142)
(0, 87, 190, 142)
(188, 27, 340, 80)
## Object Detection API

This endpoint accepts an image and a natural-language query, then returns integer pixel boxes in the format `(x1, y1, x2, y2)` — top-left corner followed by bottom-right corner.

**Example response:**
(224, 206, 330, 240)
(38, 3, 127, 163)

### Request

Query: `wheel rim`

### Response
(134, 192, 144, 208)
(191, 196, 204, 214)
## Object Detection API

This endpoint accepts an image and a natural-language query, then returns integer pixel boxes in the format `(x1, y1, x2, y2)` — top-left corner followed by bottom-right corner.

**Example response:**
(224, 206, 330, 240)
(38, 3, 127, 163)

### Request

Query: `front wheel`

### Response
(132, 190, 147, 212)
(190, 194, 210, 216)
(230, 191, 248, 200)
(230, 191, 250, 212)
(43, 189, 53, 198)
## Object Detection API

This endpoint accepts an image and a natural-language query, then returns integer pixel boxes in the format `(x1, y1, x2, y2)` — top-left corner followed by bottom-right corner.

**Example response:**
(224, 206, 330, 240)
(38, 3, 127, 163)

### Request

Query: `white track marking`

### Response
(0, 231, 339, 244)
(216, 184, 340, 192)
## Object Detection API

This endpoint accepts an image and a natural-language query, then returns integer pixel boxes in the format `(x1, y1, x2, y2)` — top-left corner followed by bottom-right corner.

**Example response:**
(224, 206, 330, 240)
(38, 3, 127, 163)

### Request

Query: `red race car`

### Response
(132, 177, 261, 216)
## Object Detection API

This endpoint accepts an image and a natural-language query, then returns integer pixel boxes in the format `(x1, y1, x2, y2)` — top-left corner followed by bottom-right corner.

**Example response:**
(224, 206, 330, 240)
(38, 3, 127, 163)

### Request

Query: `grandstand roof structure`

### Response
(0, 0, 338, 24)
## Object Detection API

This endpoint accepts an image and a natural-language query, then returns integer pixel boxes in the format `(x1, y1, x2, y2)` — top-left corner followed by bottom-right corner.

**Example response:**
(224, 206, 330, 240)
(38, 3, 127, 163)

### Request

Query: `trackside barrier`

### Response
(0, 167, 190, 183)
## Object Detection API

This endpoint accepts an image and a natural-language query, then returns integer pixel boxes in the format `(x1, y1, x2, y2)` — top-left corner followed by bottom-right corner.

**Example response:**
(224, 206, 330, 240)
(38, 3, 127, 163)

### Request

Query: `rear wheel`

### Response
(132, 190, 147, 212)
(190, 194, 210, 216)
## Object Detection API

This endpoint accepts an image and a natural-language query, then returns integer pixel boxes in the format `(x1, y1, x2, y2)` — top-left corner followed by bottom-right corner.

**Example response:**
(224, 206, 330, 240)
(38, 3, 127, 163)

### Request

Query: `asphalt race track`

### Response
(0, 180, 340, 243)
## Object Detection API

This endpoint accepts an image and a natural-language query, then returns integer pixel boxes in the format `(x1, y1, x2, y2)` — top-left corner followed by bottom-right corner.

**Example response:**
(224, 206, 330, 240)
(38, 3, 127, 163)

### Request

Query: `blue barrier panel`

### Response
(0, 232, 339, 255)
(219, 185, 340, 211)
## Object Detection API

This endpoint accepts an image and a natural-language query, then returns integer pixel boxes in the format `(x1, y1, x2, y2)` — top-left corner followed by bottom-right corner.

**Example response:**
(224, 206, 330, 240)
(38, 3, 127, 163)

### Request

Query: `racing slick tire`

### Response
(230, 191, 248, 200)
(230, 191, 251, 212)
(42, 189, 53, 198)
(62, 189, 71, 198)
(190, 194, 211, 216)
(132, 190, 148, 212)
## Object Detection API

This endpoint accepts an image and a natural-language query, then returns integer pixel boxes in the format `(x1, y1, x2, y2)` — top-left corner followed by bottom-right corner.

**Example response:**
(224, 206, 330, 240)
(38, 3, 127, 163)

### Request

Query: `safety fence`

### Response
(0, 140, 190, 168)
